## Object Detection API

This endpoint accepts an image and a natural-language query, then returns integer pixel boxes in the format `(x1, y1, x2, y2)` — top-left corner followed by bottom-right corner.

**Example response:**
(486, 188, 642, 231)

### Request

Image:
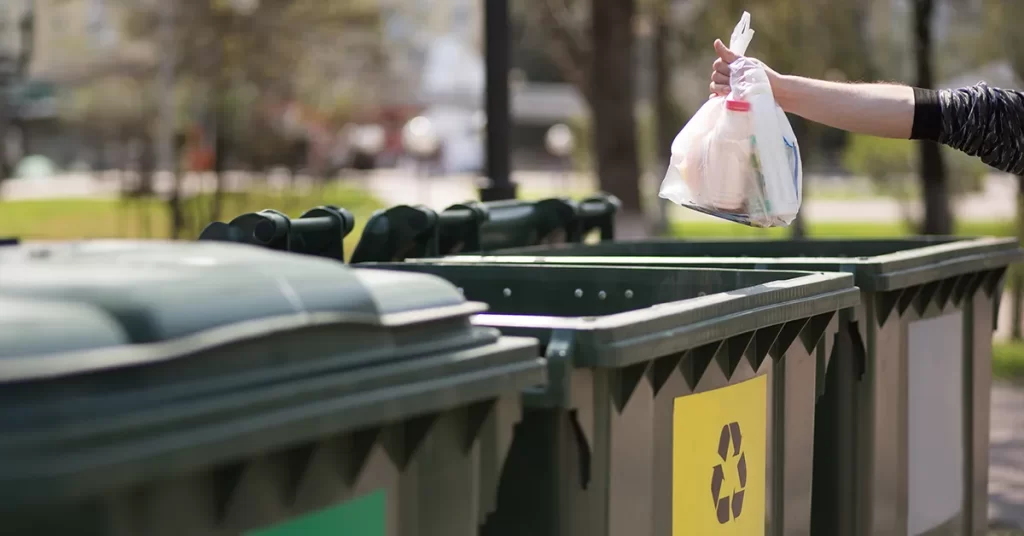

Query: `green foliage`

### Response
(97, 0, 388, 170)
(841, 134, 915, 183)
(568, 114, 593, 173)
(945, 147, 991, 195)
(982, 0, 1024, 76)
(682, 0, 877, 83)
(59, 75, 156, 137)
(635, 102, 659, 173)
(841, 133, 991, 200)
(993, 341, 1024, 382)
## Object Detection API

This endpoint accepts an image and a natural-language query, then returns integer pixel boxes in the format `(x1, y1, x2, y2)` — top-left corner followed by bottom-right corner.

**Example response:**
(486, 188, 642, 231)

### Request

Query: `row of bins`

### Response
(0, 202, 1019, 536)
(438, 236, 1022, 536)
(196, 194, 621, 263)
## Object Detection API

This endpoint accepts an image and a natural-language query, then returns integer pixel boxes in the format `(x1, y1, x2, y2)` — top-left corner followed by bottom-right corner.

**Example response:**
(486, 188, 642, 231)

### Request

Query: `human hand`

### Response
(710, 39, 739, 97)
(709, 38, 780, 98)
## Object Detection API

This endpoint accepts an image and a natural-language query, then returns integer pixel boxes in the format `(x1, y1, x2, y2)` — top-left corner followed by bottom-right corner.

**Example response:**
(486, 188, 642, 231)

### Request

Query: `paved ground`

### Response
(995, 300, 1020, 342)
(991, 384, 1024, 529)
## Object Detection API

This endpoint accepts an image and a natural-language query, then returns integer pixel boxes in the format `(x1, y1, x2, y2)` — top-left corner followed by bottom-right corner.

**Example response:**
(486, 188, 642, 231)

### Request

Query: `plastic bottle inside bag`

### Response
(658, 11, 802, 228)
(704, 99, 754, 212)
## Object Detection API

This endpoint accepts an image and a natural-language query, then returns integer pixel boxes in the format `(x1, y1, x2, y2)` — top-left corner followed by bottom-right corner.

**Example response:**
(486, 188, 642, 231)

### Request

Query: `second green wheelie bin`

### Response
(0, 240, 545, 536)
(363, 261, 860, 536)
(439, 236, 1022, 536)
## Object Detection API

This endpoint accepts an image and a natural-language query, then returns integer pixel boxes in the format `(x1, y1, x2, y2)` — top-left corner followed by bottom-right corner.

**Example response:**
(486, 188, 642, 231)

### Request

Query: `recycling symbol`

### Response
(710, 422, 746, 524)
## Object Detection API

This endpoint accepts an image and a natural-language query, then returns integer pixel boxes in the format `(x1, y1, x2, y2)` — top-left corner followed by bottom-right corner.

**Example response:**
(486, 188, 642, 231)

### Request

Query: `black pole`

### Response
(479, 0, 517, 201)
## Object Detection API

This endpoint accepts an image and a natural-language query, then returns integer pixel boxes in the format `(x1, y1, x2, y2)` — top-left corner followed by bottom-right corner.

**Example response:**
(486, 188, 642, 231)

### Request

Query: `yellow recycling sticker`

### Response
(672, 374, 767, 536)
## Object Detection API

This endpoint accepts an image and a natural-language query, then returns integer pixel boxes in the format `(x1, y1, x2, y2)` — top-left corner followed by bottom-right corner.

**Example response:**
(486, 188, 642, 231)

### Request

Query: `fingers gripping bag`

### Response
(659, 12, 802, 228)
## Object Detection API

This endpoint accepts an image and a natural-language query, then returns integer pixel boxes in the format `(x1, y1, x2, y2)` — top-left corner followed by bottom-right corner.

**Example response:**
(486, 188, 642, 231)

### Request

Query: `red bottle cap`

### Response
(725, 99, 750, 111)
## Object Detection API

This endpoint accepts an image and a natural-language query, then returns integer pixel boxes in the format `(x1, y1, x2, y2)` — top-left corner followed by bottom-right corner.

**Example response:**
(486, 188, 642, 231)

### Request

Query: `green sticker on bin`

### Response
(246, 489, 386, 536)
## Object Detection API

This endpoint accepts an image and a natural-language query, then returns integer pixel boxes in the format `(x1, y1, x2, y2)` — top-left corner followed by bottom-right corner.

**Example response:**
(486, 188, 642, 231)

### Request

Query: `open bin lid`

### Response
(365, 262, 860, 368)
(0, 241, 544, 506)
(437, 237, 1023, 291)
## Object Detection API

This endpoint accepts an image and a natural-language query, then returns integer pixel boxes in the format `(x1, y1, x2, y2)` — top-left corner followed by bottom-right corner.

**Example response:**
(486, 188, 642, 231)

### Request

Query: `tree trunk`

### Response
(211, 108, 227, 224)
(168, 174, 185, 239)
(0, 89, 9, 191)
(591, 0, 644, 236)
(913, 0, 952, 235)
(653, 7, 679, 237)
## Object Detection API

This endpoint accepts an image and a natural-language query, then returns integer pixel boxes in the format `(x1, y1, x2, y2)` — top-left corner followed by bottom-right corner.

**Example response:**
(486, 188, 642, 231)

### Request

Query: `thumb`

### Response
(714, 39, 739, 63)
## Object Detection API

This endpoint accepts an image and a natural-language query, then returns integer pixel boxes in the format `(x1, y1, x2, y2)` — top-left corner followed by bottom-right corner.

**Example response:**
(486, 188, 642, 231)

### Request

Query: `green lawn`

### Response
(0, 184, 384, 256)
(994, 341, 1024, 382)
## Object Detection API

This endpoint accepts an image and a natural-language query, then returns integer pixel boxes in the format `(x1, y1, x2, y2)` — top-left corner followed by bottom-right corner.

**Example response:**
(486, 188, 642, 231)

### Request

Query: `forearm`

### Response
(772, 74, 916, 139)
(771, 74, 1024, 174)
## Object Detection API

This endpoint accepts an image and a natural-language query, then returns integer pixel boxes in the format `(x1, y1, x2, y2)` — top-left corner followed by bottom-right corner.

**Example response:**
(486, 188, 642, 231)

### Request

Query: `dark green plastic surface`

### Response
(446, 236, 1021, 291)
(0, 240, 474, 362)
(366, 261, 859, 536)
(0, 240, 546, 536)
(432, 236, 1022, 536)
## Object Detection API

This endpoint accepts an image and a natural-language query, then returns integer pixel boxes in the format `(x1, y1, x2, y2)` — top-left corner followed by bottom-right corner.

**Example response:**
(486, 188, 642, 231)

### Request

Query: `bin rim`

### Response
(0, 301, 487, 383)
(385, 263, 860, 368)
(434, 236, 1022, 291)
(0, 334, 544, 507)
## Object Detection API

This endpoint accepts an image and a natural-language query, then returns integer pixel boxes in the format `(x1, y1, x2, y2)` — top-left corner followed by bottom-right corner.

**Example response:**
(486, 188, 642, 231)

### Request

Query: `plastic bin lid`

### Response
(0, 242, 545, 506)
(0, 240, 482, 373)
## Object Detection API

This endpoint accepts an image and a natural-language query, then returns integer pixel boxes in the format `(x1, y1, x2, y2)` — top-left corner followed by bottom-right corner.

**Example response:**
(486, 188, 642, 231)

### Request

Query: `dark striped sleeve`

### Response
(910, 82, 1024, 175)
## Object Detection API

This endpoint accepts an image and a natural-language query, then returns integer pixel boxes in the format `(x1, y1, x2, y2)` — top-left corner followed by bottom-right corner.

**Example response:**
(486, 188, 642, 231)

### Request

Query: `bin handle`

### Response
(198, 206, 354, 261)
(478, 198, 578, 251)
(350, 205, 440, 263)
(438, 201, 489, 255)
(569, 193, 620, 243)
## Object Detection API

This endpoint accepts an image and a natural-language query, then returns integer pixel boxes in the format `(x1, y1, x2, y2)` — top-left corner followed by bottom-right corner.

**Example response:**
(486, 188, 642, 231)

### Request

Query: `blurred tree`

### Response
(912, 0, 951, 234)
(981, 0, 1024, 338)
(651, 0, 685, 235)
(120, 0, 384, 162)
(842, 133, 988, 229)
(60, 74, 153, 149)
(108, 0, 386, 232)
(519, 0, 646, 236)
(591, 0, 642, 233)
(842, 134, 917, 226)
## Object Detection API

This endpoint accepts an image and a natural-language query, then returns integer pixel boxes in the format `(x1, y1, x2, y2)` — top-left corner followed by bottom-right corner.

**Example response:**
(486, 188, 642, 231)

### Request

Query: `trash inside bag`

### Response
(659, 12, 802, 228)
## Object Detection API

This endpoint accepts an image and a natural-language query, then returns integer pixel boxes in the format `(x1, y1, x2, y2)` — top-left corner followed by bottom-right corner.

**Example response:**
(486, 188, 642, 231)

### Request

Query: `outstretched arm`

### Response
(711, 39, 1024, 175)
(711, 40, 915, 138)
(771, 75, 916, 139)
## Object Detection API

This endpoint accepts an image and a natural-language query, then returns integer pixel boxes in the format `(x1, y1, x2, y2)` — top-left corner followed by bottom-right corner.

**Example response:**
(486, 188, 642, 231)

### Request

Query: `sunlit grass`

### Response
(994, 341, 1024, 382)
(0, 184, 385, 257)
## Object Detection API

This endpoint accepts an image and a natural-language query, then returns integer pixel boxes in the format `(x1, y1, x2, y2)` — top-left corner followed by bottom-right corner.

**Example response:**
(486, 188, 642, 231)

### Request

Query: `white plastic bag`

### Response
(659, 12, 802, 228)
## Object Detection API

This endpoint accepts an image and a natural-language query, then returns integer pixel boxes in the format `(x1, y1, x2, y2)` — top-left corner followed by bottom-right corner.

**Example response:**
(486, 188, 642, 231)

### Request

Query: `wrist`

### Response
(770, 73, 794, 111)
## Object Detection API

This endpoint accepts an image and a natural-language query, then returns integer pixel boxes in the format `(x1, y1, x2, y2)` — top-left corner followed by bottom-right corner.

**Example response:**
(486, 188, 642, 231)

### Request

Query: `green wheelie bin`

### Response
(438, 236, 1022, 536)
(0, 240, 545, 536)
(363, 261, 860, 536)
